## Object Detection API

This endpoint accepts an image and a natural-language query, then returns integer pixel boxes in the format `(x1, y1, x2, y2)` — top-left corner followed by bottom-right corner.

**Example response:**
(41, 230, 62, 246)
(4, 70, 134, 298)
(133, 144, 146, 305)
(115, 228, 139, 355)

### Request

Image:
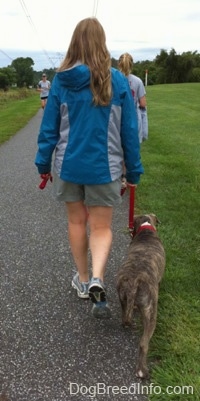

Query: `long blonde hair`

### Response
(118, 53, 134, 76)
(58, 17, 112, 106)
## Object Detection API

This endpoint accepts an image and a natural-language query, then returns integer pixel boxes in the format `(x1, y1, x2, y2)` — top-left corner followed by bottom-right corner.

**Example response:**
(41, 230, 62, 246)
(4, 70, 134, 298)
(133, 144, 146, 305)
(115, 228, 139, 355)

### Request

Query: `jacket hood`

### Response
(56, 63, 90, 91)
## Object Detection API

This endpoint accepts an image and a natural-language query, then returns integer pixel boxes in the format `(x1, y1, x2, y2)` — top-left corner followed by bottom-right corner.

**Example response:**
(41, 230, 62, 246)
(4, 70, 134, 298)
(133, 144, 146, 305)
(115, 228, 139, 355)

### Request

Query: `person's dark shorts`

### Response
(40, 96, 48, 100)
(53, 174, 122, 207)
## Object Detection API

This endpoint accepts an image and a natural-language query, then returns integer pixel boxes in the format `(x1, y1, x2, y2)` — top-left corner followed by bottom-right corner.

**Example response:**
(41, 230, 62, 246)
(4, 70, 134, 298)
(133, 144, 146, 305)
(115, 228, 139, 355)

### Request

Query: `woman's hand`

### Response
(127, 183, 137, 188)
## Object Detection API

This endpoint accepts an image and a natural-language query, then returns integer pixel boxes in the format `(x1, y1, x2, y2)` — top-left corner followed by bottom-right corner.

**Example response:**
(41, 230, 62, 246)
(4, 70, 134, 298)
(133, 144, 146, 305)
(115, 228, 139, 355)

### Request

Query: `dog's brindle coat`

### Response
(116, 214, 165, 379)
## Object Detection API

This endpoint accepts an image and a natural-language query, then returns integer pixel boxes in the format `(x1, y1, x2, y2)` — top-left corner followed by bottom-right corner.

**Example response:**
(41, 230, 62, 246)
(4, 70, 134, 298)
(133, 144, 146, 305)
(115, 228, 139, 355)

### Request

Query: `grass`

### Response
(0, 88, 40, 144)
(136, 83, 200, 400)
(0, 84, 200, 400)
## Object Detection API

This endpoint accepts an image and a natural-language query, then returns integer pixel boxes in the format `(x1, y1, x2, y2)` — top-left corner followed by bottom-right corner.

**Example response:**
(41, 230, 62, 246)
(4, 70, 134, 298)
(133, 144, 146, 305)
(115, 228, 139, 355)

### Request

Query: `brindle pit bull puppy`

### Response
(116, 214, 166, 379)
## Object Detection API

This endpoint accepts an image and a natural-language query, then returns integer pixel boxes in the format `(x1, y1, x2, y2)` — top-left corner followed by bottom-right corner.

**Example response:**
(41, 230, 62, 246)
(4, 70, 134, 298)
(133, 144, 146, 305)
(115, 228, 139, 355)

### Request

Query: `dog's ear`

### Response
(149, 214, 161, 226)
(133, 215, 141, 234)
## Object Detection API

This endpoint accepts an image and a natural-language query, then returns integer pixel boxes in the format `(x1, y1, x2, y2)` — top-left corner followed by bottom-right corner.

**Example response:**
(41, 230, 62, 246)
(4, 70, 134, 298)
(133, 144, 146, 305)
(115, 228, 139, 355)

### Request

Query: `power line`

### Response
(92, 0, 99, 17)
(18, 0, 55, 69)
(0, 49, 13, 62)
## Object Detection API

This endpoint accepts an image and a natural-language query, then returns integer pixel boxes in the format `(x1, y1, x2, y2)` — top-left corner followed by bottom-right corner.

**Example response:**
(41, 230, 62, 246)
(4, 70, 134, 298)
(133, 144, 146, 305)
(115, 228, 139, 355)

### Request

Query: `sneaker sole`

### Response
(92, 303, 111, 319)
(88, 284, 106, 303)
(71, 280, 89, 299)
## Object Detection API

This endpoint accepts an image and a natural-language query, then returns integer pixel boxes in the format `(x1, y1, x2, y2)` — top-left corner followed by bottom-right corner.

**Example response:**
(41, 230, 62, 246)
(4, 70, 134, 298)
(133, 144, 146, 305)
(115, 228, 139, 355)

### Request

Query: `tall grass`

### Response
(137, 83, 200, 400)
(0, 89, 39, 144)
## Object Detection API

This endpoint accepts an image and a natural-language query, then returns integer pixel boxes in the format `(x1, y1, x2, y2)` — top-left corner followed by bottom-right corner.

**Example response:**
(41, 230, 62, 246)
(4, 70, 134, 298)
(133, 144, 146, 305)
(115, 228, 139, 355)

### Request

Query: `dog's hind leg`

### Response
(136, 302, 157, 379)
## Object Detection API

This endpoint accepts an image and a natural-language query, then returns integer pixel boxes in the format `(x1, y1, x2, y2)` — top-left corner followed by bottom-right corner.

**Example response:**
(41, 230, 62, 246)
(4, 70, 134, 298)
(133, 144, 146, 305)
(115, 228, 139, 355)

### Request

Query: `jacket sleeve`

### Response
(120, 79, 144, 184)
(35, 76, 60, 174)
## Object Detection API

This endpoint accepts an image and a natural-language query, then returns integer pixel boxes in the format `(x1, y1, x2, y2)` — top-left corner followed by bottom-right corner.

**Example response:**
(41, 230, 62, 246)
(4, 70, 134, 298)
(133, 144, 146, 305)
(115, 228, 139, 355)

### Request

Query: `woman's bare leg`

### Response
(65, 201, 89, 282)
(87, 206, 113, 280)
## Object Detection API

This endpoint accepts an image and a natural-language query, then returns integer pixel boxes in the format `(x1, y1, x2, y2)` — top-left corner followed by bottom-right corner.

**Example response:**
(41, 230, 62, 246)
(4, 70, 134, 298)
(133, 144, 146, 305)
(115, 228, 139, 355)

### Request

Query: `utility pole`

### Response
(145, 69, 148, 87)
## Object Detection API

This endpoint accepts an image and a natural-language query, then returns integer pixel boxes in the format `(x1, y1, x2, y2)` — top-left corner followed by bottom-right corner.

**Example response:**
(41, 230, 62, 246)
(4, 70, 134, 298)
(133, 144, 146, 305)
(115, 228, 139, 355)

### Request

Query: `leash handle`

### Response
(39, 173, 53, 189)
(128, 185, 135, 231)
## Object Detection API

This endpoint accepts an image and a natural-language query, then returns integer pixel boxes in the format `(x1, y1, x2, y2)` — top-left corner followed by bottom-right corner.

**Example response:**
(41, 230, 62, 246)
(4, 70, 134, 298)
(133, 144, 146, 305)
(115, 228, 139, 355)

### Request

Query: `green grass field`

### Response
(137, 83, 200, 400)
(0, 84, 199, 400)
(0, 89, 39, 144)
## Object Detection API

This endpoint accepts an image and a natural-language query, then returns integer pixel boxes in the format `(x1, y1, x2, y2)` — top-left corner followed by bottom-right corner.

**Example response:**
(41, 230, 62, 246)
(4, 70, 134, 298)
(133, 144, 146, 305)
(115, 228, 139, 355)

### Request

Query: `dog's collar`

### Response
(135, 222, 156, 236)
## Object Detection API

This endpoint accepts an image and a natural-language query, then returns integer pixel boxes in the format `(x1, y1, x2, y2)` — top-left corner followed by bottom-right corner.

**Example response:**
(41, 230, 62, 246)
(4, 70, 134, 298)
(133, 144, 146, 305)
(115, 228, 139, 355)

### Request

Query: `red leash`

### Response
(120, 180, 136, 235)
(128, 185, 135, 235)
(39, 173, 53, 189)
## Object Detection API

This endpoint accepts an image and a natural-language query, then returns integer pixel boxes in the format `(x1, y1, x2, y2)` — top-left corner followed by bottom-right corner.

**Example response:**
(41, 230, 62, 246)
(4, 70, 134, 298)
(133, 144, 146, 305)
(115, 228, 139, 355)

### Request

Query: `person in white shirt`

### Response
(37, 73, 51, 109)
(118, 53, 148, 143)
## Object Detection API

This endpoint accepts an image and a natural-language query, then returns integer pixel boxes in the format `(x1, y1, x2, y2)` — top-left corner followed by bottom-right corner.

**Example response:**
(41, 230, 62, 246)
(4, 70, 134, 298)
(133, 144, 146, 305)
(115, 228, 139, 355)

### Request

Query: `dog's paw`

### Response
(136, 367, 150, 380)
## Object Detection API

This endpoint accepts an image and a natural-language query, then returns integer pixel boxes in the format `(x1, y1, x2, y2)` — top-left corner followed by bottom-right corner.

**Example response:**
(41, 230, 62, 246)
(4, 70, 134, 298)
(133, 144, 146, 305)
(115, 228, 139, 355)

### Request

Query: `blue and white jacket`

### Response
(35, 64, 144, 184)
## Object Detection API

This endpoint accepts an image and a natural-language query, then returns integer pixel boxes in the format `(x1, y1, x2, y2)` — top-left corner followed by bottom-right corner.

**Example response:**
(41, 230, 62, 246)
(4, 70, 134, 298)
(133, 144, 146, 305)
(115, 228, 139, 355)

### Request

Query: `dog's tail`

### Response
(126, 277, 141, 320)
(129, 271, 153, 315)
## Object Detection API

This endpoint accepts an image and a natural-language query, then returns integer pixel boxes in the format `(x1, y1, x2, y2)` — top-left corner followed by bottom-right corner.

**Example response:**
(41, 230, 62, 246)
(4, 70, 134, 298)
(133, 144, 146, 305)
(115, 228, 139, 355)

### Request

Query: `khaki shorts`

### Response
(53, 174, 122, 207)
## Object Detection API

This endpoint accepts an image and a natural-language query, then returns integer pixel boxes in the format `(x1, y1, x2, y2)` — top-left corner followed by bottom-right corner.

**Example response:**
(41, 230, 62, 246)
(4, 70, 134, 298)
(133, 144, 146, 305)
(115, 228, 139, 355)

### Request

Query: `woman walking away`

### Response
(118, 53, 148, 143)
(35, 18, 144, 319)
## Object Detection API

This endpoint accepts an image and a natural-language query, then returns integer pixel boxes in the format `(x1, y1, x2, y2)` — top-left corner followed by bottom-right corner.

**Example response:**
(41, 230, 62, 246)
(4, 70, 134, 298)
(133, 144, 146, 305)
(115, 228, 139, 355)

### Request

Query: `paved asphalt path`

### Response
(0, 110, 148, 401)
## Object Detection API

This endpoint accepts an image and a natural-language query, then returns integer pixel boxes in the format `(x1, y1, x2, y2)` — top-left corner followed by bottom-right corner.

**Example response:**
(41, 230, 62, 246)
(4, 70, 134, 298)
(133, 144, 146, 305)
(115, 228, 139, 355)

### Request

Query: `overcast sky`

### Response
(1, 0, 200, 71)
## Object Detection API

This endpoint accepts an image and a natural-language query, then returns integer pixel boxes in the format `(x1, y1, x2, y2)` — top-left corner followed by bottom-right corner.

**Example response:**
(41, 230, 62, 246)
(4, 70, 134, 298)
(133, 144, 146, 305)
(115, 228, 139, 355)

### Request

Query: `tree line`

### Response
(0, 48, 200, 90)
